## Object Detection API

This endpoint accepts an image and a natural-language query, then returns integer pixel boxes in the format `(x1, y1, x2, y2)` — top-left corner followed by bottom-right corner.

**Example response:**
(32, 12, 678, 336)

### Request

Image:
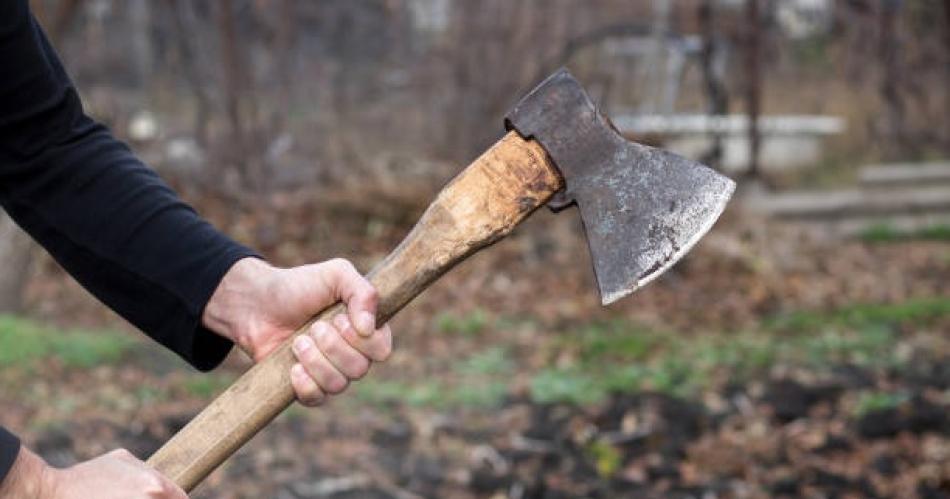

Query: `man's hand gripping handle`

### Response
(146, 132, 563, 492)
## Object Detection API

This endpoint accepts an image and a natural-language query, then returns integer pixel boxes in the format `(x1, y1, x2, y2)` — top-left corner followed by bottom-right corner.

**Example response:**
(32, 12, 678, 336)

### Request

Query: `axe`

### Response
(147, 69, 735, 491)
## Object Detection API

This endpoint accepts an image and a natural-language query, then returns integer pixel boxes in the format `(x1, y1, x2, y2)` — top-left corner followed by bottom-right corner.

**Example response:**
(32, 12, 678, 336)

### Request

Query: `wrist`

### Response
(202, 257, 276, 356)
(0, 447, 56, 498)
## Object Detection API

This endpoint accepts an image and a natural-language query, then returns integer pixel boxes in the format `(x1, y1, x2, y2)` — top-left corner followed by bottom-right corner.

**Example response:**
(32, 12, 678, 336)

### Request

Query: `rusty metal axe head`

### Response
(505, 68, 736, 305)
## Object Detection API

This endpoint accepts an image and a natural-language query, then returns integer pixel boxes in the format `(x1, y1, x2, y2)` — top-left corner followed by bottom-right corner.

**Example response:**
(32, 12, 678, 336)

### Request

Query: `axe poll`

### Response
(147, 69, 735, 491)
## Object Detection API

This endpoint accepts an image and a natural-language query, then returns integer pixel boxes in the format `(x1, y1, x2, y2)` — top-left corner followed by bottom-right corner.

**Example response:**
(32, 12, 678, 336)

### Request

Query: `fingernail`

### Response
(293, 335, 312, 354)
(291, 363, 306, 379)
(358, 312, 376, 337)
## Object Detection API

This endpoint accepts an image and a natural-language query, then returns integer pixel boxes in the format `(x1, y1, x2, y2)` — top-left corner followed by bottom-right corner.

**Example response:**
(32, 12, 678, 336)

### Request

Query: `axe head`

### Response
(505, 69, 735, 305)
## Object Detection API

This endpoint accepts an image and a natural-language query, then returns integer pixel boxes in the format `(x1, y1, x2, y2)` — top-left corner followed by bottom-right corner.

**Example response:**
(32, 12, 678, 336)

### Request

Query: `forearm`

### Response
(1, 114, 256, 369)
(0, 1, 258, 370)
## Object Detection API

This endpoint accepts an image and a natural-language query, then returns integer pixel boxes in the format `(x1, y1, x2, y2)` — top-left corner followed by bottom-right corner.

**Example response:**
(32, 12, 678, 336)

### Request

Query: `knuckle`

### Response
(333, 313, 352, 333)
(294, 336, 318, 361)
(347, 356, 370, 379)
(329, 258, 355, 274)
(309, 321, 331, 341)
(324, 374, 349, 394)
(295, 346, 318, 366)
(315, 328, 338, 352)
(304, 351, 324, 369)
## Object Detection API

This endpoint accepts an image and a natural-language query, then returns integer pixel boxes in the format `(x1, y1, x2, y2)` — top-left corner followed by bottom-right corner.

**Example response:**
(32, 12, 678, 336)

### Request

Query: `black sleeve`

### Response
(0, 2, 257, 367)
(0, 428, 19, 487)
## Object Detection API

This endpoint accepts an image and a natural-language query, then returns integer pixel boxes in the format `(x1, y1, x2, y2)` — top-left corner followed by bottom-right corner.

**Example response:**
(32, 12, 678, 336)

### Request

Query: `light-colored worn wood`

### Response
(147, 131, 563, 491)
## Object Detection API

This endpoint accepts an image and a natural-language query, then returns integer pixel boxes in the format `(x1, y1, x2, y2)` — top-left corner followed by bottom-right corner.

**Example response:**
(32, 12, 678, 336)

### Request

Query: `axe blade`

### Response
(578, 143, 734, 304)
(506, 69, 736, 305)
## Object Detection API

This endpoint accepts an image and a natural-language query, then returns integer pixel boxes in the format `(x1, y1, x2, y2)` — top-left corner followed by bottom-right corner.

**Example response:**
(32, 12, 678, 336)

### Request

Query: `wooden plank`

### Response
(859, 162, 950, 188)
(751, 187, 950, 220)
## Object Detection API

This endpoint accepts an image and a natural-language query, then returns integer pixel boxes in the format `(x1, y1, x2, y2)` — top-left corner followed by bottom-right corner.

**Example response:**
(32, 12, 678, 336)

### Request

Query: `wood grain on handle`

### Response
(147, 131, 563, 491)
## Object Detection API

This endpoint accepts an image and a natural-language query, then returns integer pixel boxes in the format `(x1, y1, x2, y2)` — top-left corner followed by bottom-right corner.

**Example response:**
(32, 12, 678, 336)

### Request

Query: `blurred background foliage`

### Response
(19, 0, 950, 193)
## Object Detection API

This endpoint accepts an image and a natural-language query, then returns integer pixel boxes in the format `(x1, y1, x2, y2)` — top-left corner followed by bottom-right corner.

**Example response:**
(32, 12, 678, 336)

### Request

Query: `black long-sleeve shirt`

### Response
(0, 0, 257, 483)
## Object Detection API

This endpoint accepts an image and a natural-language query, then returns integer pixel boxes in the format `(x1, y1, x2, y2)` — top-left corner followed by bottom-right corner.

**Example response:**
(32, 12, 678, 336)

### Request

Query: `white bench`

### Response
(614, 113, 845, 174)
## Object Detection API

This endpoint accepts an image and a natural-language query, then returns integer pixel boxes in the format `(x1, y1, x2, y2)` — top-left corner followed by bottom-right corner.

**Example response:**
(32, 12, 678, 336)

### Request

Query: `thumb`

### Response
(162, 477, 189, 499)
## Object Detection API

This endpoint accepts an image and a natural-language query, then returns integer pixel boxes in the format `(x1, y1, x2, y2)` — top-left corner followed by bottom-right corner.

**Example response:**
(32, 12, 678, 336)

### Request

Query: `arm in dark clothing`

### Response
(0, 0, 253, 373)
(0, 428, 18, 486)
(0, 0, 258, 482)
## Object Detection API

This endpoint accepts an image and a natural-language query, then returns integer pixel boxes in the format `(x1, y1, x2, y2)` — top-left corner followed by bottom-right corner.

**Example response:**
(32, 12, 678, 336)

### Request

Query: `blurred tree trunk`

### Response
(128, 0, 153, 86)
(0, 212, 33, 314)
(447, 0, 573, 162)
(275, 0, 296, 122)
(744, 0, 762, 179)
(944, 0, 950, 153)
(49, 0, 83, 46)
(879, 0, 908, 159)
(699, 0, 728, 169)
(215, 0, 259, 189)
(644, 0, 671, 114)
(217, 0, 243, 149)
(167, 0, 212, 145)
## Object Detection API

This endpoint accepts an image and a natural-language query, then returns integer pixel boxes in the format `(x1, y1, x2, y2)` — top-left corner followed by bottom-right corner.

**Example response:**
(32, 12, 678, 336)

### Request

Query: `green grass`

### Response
(453, 381, 508, 408)
(530, 346, 704, 404)
(354, 304, 939, 410)
(530, 368, 606, 405)
(435, 309, 489, 336)
(586, 440, 623, 478)
(766, 297, 950, 333)
(133, 385, 166, 404)
(573, 320, 662, 363)
(859, 223, 950, 243)
(353, 298, 948, 409)
(0, 315, 136, 369)
(353, 377, 509, 409)
(458, 347, 513, 376)
(797, 326, 897, 367)
(523, 297, 950, 406)
(182, 373, 236, 398)
(853, 391, 909, 416)
(352, 346, 514, 410)
(351, 378, 411, 406)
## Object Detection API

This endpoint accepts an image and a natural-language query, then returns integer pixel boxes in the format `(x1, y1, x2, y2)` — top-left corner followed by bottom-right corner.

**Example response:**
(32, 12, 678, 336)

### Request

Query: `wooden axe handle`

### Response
(146, 131, 562, 491)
